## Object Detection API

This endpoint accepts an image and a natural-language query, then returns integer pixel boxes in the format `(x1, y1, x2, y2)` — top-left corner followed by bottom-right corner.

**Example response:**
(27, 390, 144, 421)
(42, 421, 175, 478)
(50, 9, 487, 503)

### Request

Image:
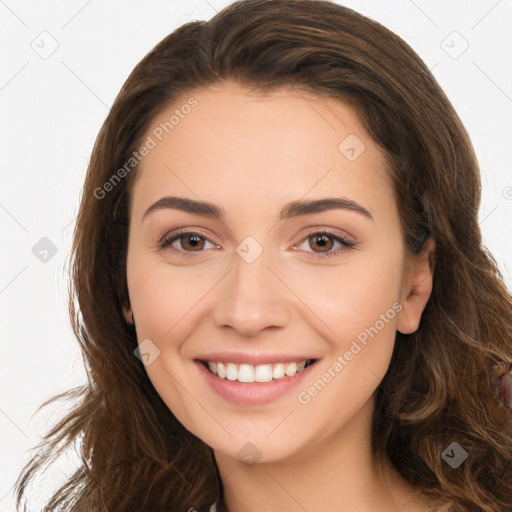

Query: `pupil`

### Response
(184, 235, 202, 249)
(312, 235, 331, 252)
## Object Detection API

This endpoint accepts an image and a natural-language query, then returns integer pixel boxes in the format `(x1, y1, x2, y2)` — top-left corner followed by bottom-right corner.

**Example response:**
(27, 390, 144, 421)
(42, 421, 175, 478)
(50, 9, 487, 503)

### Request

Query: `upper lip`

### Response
(195, 352, 319, 365)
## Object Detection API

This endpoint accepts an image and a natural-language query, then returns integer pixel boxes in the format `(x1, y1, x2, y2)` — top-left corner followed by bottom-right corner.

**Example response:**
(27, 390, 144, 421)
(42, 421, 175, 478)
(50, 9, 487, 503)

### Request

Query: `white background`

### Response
(1, 1, 511, 510)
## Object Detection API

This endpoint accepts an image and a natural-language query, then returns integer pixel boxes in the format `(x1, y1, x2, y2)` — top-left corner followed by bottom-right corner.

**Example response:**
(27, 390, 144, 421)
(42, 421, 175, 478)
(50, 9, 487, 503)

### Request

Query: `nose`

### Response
(213, 249, 292, 337)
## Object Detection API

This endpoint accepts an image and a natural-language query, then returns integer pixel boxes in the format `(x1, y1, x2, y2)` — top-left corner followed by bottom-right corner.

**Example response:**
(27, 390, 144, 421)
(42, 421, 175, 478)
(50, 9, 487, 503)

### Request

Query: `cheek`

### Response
(291, 251, 403, 342)
(295, 272, 401, 424)
(127, 255, 210, 342)
(126, 258, 204, 424)
(289, 247, 403, 404)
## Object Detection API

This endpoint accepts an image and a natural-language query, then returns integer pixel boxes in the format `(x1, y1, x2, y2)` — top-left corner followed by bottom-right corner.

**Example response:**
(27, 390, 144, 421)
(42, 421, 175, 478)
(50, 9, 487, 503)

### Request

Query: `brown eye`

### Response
(178, 233, 205, 251)
(158, 231, 219, 254)
(308, 234, 334, 253)
(293, 230, 355, 260)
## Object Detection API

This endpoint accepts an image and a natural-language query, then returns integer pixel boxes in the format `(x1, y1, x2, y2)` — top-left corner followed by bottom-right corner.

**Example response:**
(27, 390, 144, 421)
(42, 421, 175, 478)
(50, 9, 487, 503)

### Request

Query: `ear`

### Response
(396, 237, 435, 335)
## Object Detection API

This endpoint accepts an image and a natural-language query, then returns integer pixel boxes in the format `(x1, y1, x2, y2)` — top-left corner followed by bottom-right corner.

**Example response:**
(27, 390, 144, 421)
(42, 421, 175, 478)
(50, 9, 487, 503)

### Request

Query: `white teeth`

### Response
(216, 362, 226, 379)
(254, 364, 273, 382)
(238, 364, 255, 383)
(285, 362, 297, 377)
(273, 363, 285, 379)
(226, 363, 238, 381)
(205, 359, 312, 383)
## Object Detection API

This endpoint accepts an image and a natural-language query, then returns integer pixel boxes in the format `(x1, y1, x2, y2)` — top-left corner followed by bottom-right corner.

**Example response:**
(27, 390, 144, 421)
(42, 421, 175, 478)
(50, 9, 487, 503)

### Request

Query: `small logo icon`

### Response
(236, 442, 262, 466)
(441, 31, 469, 60)
(30, 31, 59, 59)
(441, 441, 468, 468)
(236, 236, 263, 264)
(134, 338, 161, 366)
(32, 237, 58, 263)
(338, 134, 366, 161)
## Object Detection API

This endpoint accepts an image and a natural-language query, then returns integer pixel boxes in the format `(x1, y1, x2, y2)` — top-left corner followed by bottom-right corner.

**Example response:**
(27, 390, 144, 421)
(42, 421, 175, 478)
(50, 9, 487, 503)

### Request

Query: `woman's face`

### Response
(124, 81, 433, 464)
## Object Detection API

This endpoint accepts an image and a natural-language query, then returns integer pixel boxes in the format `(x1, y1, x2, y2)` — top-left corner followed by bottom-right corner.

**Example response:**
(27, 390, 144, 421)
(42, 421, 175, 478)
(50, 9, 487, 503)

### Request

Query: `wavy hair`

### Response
(14, 1, 512, 510)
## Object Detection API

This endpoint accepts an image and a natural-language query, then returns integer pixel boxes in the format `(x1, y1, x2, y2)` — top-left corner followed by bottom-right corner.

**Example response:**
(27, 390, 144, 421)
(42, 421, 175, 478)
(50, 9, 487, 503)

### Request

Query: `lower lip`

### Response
(195, 360, 317, 406)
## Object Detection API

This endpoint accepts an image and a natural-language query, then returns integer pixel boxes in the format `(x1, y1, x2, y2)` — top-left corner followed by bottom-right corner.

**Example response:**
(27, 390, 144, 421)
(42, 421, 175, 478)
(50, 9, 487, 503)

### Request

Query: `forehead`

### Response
(130, 81, 393, 224)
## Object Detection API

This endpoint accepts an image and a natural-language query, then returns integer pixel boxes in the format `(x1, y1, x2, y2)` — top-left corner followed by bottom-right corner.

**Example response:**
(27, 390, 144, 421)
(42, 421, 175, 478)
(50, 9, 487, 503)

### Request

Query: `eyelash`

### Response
(158, 229, 356, 260)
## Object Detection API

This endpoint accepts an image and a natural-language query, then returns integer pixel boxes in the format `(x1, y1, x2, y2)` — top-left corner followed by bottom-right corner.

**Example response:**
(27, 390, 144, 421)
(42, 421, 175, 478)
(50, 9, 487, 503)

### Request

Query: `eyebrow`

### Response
(142, 195, 374, 223)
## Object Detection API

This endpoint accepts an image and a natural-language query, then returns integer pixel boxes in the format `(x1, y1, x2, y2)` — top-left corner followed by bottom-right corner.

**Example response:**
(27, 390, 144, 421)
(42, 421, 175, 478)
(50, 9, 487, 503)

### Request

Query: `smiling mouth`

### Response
(199, 359, 317, 383)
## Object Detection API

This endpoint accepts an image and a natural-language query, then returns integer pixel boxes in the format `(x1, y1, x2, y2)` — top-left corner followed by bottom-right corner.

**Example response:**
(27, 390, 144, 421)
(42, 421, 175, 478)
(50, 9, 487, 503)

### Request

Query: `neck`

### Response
(214, 396, 428, 512)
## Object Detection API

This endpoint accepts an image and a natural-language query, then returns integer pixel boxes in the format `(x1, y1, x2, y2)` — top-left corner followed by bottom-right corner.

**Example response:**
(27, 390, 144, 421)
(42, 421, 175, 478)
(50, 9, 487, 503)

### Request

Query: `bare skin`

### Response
(123, 80, 435, 511)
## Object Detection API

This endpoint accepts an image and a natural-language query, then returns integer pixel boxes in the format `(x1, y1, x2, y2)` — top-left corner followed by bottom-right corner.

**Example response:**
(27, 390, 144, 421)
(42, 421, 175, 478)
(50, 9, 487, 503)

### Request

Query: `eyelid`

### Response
(292, 228, 355, 259)
(157, 227, 356, 259)
(158, 228, 220, 253)
(298, 227, 355, 245)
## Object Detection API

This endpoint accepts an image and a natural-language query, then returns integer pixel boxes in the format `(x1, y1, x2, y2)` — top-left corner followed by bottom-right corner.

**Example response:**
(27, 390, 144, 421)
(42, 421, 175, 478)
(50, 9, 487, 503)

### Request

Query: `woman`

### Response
(14, 0, 512, 511)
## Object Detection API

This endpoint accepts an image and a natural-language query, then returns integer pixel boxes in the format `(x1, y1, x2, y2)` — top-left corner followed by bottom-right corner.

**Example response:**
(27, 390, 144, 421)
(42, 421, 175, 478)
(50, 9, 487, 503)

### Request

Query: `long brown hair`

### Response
(14, 1, 512, 510)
